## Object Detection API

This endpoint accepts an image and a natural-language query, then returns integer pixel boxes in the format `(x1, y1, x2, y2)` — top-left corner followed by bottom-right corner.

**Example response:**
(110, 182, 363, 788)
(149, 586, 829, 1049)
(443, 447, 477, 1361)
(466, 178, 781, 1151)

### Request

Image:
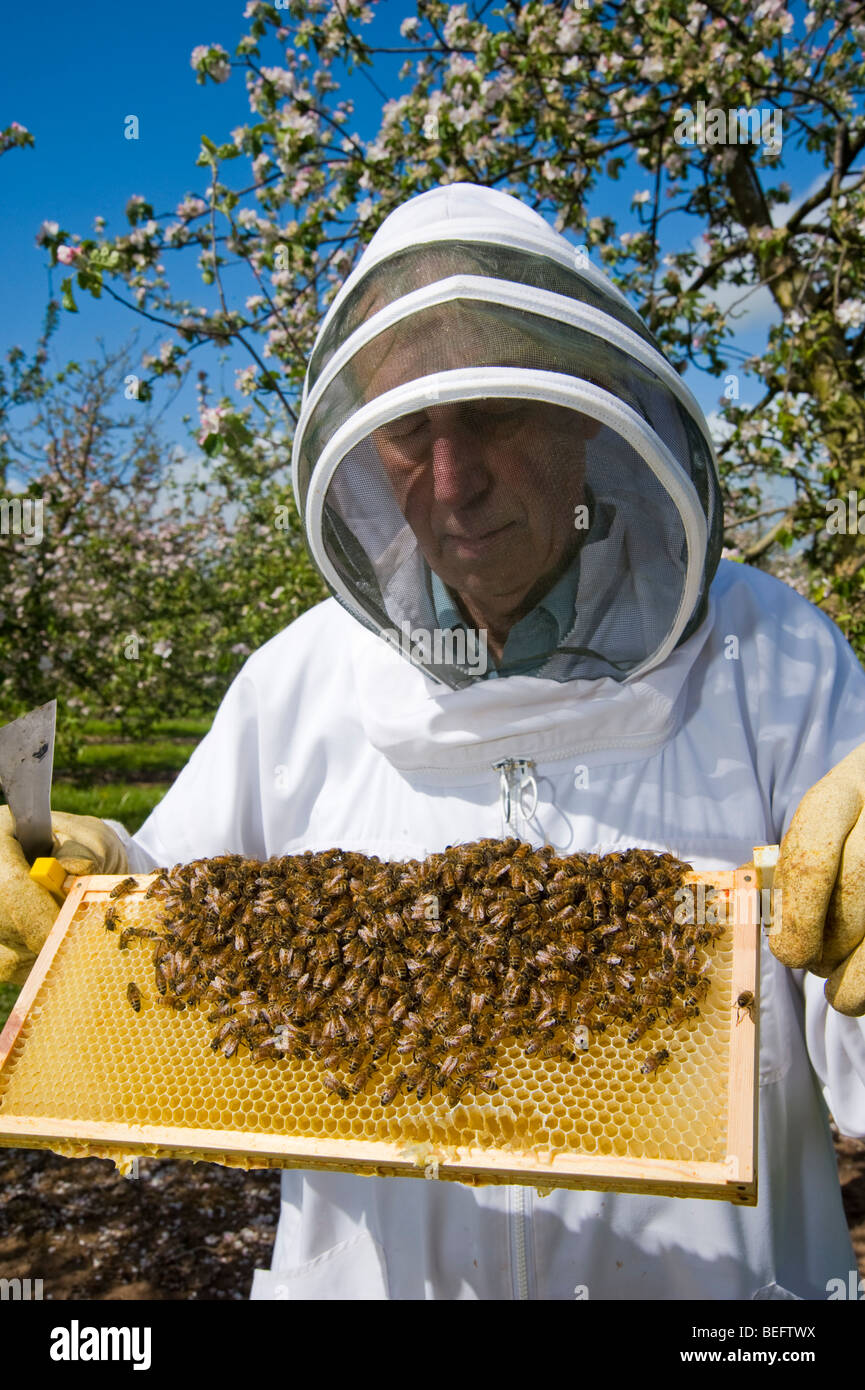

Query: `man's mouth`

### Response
(444, 521, 516, 554)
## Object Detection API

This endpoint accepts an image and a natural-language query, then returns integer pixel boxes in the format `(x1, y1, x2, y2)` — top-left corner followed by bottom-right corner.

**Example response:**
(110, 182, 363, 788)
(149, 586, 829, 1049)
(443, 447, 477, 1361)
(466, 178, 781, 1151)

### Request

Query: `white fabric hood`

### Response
(292, 183, 725, 689)
(347, 584, 715, 776)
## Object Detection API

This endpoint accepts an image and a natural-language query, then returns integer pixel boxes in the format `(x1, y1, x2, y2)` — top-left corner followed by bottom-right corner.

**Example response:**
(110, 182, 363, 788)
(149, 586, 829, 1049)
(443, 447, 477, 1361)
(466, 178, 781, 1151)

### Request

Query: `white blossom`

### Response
(836, 298, 865, 329)
(36, 220, 59, 246)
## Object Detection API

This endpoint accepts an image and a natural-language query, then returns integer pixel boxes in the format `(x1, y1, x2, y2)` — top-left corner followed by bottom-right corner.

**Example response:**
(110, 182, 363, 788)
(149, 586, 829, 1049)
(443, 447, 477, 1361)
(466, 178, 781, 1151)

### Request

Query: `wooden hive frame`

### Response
(0, 851, 772, 1204)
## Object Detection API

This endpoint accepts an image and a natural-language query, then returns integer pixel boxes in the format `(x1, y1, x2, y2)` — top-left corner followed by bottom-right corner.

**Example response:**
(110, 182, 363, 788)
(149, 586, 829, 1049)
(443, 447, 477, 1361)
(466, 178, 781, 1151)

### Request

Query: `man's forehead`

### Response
(350, 244, 489, 324)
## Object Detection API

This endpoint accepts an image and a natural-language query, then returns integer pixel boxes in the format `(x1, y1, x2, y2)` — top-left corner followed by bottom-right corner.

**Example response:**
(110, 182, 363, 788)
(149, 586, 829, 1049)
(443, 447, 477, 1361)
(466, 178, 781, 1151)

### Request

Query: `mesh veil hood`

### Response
(292, 183, 724, 689)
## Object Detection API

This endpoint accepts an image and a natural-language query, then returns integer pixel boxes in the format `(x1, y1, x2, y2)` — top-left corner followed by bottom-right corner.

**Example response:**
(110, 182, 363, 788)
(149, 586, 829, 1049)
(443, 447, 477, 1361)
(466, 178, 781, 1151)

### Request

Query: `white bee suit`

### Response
(119, 561, 865, 1300)
(114, 182, 865, 1299)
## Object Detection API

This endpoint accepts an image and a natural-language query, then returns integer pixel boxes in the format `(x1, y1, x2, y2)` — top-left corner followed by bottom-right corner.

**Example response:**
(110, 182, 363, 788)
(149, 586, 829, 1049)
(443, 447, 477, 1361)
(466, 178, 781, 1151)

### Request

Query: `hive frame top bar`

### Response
(0, 851, 771, 1203)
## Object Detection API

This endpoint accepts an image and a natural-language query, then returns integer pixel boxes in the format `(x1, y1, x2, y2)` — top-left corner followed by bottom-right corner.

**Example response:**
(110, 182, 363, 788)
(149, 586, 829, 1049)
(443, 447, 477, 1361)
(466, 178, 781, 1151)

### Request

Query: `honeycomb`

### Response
(0, 849, 757, 1202)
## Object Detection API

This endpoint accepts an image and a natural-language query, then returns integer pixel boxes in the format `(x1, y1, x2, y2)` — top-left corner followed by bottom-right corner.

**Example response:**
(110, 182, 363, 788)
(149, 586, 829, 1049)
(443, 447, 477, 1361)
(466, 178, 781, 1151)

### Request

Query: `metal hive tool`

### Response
(0, 846, 770, 1203)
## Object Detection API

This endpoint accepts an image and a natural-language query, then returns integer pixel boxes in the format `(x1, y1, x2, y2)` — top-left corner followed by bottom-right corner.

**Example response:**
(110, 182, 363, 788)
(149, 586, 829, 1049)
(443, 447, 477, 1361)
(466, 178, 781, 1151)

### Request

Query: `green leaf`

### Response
(77, 266, 103, 298)
(60, 277, 78, 313)
(201, 432, 223, 457)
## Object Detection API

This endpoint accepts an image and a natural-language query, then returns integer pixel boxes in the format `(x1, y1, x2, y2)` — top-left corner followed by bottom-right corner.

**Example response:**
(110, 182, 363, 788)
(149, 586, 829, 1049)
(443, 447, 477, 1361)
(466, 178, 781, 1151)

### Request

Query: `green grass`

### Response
(52, 782, 172, 833)
(82, 717, 212, 741)
(55, 742, 198, 785)
(64, 741, 196, 775)
(0, 982, 18, 1031)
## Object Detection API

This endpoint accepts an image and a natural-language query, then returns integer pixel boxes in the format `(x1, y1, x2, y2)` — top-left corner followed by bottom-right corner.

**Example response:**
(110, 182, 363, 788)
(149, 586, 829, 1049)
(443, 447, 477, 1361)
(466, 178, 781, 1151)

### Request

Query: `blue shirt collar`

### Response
(430, 558, 580, 678)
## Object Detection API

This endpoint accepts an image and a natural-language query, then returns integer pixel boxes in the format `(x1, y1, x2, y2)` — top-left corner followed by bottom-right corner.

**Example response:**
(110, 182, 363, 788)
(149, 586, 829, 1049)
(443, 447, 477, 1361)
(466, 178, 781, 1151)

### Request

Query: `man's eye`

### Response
(380, 412, 428, 441)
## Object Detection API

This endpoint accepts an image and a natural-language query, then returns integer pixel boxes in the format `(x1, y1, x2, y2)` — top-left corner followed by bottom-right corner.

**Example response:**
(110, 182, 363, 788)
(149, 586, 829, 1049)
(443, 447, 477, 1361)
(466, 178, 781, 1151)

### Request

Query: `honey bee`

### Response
(127, 981, 142, 1012)
(441, 1023, 473, 1049)
(436, 1053, 460, 1083)
(379, 1072, 408, 1106)
(627, 1012, 657, 1044)
(695, 922, 725, 948)
(574, 993, 597, 1019)
(323, 1071, 350, 1101)
(487, 902, 517, 932)
(665, 1002, 700, 1027)
(322, 866, 349, 897)
(640, 1048, 671, 1076)
(469, 989, 490, 1018)
(735, 990, 756, 1024)
(350, 1064, 376, 1095)
(103, 904, 120, 932)
(442, 946, 462, 977)
(686, 976, 711, 1002)
(110, 876, 139, 899)
(116, 840, 697, 1100)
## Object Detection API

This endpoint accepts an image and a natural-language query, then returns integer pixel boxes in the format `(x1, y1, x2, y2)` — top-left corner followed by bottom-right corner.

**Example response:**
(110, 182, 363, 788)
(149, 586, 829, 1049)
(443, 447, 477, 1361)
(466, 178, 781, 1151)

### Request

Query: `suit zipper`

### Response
(508, 1184, 531, 1300)
(494, 757, 537, 1299)
(493, 757, 538, 839)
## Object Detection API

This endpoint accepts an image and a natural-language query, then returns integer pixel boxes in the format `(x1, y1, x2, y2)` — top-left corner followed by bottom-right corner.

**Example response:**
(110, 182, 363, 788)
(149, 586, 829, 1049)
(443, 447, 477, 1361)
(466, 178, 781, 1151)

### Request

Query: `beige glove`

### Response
(0, 808, 128, 985)
(771, 742, 865, 1016)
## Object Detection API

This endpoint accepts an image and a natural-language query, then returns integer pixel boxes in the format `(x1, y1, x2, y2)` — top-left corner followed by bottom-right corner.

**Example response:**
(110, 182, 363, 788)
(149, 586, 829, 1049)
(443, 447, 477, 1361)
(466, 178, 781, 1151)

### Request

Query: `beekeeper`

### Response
(2, 183, 865, 1300)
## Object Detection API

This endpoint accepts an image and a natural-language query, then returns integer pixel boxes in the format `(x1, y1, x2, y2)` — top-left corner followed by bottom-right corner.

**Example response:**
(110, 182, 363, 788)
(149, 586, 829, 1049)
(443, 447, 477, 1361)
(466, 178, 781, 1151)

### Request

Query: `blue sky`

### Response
(0, 0, 840, 467)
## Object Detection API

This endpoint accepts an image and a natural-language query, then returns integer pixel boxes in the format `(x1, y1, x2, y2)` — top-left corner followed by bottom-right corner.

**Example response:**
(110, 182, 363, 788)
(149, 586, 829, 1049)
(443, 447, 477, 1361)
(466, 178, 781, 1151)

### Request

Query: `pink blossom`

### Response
(57, 245, 81, 265)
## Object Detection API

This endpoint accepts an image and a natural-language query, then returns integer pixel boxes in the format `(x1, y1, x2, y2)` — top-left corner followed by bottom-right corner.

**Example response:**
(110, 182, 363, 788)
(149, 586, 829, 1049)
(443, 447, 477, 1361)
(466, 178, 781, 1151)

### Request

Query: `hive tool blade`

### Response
(0, 700, 57, 863)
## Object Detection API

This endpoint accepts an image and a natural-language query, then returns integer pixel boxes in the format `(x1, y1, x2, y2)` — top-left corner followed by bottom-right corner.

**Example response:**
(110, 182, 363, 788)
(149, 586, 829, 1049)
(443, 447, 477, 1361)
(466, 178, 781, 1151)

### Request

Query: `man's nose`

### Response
(429, 417, 490, 506)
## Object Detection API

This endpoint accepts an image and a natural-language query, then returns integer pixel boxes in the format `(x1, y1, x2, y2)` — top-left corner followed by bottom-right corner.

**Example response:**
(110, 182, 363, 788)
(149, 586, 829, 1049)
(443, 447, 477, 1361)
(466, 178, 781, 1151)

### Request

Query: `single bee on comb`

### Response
(110, 876, 139, 900)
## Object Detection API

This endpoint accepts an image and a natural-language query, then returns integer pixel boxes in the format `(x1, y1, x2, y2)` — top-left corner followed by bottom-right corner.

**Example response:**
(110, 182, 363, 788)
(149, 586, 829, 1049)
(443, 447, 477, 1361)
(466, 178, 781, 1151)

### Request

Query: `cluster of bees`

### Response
(108, 839, 721, 1107)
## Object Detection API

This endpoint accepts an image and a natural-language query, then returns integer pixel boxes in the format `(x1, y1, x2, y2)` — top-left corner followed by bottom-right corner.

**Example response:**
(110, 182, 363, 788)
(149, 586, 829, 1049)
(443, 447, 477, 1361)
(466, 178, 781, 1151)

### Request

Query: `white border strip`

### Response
(292, 274, 719, 509)
(304, 368, 707, 685)
(309, 220, 638, 370)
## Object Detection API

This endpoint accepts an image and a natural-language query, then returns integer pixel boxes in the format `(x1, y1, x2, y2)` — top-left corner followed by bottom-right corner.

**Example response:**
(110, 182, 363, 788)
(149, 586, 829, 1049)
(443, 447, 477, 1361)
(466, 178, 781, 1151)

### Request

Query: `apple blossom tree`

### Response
(1, 118, 325, 739)
(15, 0, 865, 686)
(0, 336, 324, 746)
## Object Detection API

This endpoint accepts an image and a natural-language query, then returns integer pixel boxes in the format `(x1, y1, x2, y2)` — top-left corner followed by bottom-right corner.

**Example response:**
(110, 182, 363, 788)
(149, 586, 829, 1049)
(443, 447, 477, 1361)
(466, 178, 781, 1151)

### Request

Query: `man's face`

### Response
(372, 398, 601, 617)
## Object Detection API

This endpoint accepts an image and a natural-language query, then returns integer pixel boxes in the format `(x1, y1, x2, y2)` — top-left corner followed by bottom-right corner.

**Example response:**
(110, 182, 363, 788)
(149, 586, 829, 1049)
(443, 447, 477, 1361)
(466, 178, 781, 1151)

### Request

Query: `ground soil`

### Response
(832, 1122, 865, 1277)
(0, 1131, 863, 1299)
(0, 1149, 279, 1300)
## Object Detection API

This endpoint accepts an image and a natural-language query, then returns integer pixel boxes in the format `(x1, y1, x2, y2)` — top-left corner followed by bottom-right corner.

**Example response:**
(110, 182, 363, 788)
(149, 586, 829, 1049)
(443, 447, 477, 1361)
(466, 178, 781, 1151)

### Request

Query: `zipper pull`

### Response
(493, 758, 538, 839)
